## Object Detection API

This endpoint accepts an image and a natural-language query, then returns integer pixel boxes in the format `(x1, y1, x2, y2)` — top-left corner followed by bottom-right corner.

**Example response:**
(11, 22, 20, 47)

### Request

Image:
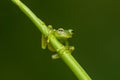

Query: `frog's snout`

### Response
(68, 29, 74, 34)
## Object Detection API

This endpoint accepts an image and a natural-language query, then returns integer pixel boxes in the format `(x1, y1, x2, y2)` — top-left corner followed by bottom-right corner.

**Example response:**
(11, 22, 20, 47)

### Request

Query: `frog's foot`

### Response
(68, 46, 75, 53)
(51, 54, 60, 59)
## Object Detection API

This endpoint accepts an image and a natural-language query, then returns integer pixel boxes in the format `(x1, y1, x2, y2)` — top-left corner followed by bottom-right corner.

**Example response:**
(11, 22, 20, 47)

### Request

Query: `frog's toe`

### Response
(51, 54, 60, 59)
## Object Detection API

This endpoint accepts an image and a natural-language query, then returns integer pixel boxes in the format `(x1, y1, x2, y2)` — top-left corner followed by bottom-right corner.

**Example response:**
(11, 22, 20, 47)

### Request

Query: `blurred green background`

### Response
(0, 0, 120, 80)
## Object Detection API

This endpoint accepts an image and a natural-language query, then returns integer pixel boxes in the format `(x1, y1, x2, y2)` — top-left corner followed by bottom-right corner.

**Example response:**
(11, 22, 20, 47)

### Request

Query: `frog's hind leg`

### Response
(41, 34, 47, 49)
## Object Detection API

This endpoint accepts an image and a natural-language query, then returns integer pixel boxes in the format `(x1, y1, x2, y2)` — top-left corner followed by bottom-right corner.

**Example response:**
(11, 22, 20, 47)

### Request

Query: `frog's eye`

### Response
(58, 28, 64, 32)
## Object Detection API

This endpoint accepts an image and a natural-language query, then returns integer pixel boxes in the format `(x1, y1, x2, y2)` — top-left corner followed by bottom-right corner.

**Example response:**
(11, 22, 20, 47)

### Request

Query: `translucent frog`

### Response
(41, 25, 74, 59)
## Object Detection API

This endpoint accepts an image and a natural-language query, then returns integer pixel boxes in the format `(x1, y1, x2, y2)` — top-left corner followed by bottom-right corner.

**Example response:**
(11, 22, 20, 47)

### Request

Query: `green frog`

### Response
(41, 25, 74, 59)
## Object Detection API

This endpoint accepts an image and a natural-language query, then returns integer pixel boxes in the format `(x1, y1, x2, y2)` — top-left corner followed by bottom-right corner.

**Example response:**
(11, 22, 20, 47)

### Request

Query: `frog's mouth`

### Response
(65, 35, 72, 38)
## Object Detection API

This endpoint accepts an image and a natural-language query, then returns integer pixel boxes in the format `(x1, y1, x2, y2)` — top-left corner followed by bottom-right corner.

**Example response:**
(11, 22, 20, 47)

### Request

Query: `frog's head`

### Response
(55, 28, 73, 40)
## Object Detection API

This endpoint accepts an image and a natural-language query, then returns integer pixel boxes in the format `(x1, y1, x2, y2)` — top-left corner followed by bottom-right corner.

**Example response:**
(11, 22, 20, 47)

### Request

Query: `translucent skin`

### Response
(42, 25, 74, 56)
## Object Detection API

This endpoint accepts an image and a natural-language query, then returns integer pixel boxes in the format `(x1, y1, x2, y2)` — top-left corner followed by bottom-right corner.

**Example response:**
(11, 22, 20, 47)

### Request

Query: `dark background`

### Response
(0, 0, 120, 80)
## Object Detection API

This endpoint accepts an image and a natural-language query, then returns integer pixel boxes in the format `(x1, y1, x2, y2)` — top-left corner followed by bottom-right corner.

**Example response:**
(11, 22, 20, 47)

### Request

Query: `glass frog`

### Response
(41, 25, 74, 59)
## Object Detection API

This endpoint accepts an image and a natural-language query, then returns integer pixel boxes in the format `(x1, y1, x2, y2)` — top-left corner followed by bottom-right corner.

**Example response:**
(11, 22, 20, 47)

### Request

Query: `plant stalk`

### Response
(11, 0, 92, 80)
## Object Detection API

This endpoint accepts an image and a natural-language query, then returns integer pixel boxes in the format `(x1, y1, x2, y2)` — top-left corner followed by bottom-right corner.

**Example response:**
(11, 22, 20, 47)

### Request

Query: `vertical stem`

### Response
(12, 0, 49, 36)
(11, 0, 92, 80)
(61, 53, 91, 80)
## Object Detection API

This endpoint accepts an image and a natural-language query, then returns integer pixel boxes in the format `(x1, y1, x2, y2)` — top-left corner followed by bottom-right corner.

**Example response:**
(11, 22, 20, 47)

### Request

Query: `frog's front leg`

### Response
(51, 46, 75, 59)
(65, 41, 75, 53)
(51, 42, 75, 60)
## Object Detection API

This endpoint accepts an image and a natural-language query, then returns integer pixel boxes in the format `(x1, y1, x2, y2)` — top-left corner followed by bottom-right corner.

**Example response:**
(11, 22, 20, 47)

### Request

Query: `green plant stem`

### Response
(11, 0, 92, 80)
